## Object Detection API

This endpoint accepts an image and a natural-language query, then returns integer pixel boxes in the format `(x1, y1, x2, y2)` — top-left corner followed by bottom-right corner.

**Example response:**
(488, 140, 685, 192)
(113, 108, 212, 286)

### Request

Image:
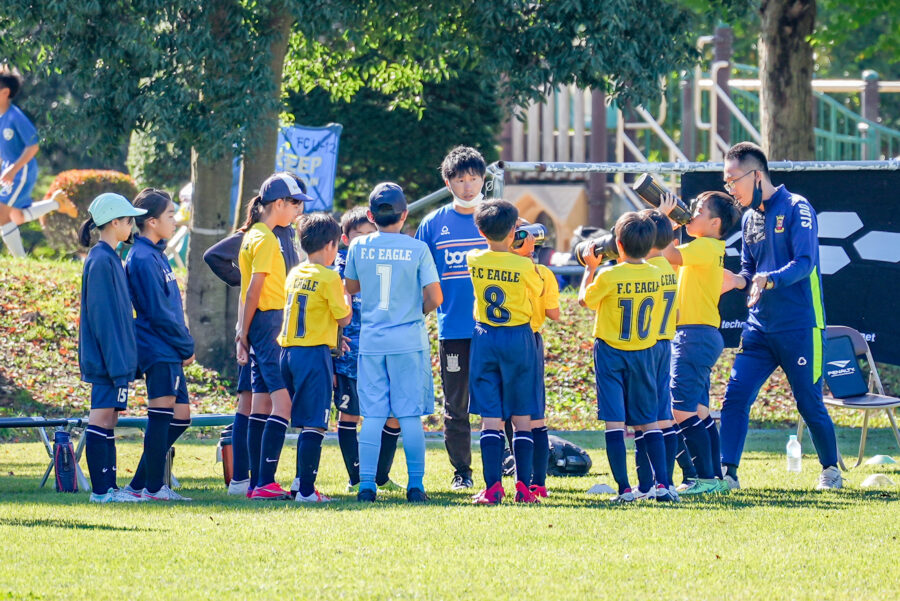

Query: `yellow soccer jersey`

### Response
(467, 249, 543, 327)
(531, 264, 560, 333)
(583, 261, 662, 351)
(675, 236, 725, 327)
(647, 256, 678, 340)
(239, 223, 287, 311)
(278, 263, 350, 348)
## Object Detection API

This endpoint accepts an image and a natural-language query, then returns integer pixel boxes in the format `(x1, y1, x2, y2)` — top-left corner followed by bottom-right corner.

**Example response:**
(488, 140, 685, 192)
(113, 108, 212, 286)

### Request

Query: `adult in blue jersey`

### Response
(720, 142, 841, 490)
(415, 146, 489, 490)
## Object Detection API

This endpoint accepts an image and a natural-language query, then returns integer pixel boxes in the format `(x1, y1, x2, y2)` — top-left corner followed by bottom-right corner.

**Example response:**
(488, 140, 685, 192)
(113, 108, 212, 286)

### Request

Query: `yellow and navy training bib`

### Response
(239, 223, 287, 311)
(466, 249, 543, 327)
(647, 256, 677, 340)
(531, 263, 560, 333)
(675, 237, 725, 327)
(278, 262, 350, 348)
(583, 261, 662, 351)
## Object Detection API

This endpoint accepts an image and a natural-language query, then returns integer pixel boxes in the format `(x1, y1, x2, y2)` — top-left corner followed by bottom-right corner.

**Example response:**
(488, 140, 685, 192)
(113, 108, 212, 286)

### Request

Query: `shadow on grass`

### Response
(0, 517, 158, 531)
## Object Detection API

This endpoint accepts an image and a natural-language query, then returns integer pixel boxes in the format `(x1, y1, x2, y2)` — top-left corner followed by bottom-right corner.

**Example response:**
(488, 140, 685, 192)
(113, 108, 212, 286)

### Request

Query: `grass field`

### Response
(1, 428, 898, 601)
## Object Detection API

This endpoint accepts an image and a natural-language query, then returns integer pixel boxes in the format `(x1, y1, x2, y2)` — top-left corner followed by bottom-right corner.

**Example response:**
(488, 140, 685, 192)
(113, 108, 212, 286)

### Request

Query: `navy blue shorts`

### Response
(334, 373, 360, 416)
(91, 383, 129, 411)
(533, 332, 546, 420)
(358, 351, 434, 418)
(281, 345, 333, 429)
(468, 322, 539, 420)
(248, 309, 286, 394)
(145, 362, 189, 404)
(236, 362, 251, 393)
(652, 339, 673, 421)
(593, 339, 658, 426)
(670, 325, 724, 413)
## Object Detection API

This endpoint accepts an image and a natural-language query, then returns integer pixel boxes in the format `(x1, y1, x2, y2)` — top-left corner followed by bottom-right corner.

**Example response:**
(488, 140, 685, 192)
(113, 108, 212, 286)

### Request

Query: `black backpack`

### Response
(547, 435, 593, 477)
(53, 429, 78, 493)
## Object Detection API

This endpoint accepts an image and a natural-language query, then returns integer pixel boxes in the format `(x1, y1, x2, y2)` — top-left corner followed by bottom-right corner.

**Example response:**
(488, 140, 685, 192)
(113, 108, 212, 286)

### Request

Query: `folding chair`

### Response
(799, 325, 900, 468)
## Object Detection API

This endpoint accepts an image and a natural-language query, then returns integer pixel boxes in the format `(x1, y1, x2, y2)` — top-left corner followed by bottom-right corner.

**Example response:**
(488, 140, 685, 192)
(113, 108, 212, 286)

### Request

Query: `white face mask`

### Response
(452, 192, 484, 209)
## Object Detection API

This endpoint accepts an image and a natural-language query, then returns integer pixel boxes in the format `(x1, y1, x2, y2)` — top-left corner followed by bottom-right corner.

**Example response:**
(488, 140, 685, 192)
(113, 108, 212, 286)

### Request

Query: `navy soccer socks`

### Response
(480, 429, 504, 489)
(702, 415, 723, 479)
(662, 426, 679, 486)
(642, 430, 670, 488)
(85, 425, 109, 495)
(140, 407, 174, 493)
(679, 415, 714, 479)
(604, 429, 630, 494)
(231, 412, 251, 483)
(675, 430, 699, 481)
(531, 426, 549, 487)
(634, 431, 654, 493)
(247, 413, 267, 489)
(376, 425, 401, 486)
(513, 431, 534, 487)
(298, 429, 325, 497)
(337, 420, 360, 485)
(256, 415, 288, 487)
(105, 429, 118, 490)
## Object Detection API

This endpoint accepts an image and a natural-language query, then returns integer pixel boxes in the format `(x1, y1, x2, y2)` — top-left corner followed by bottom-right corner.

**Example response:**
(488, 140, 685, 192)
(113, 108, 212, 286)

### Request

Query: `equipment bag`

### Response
(547, 434, 593, 477)
(53, 429, 78, 492)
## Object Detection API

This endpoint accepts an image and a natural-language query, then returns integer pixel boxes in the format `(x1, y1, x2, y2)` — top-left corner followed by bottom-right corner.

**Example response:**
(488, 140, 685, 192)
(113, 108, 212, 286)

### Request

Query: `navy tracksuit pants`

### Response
(721, 325, 838, 469)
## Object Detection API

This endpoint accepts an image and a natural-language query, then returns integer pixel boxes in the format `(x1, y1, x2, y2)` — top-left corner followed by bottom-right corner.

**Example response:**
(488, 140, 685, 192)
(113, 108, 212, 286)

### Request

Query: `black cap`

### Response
(368, 182, 407, 217)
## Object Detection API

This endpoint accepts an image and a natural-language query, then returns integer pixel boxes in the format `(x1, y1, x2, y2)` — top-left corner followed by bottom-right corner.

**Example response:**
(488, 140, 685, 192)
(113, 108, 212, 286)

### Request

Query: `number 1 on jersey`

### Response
(376, 263, 392, 310)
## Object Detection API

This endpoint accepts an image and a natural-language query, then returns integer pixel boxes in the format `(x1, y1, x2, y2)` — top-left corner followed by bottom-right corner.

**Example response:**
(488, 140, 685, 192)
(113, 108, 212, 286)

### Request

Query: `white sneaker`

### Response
(633, 486, 656, 501)
(110, 488, 145, 503)
(121, 484, 144, 499)
(668, 485, 681, 500)
(611, 488, 635, 503)
(655, 484, 679, 503)
(815, 466, 843, 490)
(290, 477, 300, 496)
(295, 489, 331, 503)
(227, 478, 250, 496)
(723, 474, 741, 490)
(142, 485, 192, 501)
(90, 491, 114, 503)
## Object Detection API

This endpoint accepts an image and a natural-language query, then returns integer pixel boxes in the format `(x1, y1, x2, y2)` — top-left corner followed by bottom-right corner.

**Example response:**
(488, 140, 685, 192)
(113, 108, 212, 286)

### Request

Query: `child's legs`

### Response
(357, 354, 390, 491)
(87, 388, 125, 494)
(384, 352, 431, 489)
(396, 416, 426, 491)
(298, 427, 326, 496)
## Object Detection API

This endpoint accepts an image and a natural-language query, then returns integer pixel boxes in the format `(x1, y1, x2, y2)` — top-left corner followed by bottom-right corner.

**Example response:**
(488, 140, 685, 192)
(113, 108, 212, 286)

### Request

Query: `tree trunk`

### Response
(759, 0, 816, 160)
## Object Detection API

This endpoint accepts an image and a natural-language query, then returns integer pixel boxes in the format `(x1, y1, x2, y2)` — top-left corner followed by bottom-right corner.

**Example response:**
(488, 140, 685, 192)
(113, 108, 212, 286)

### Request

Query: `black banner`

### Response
(682, 170, 900, 365)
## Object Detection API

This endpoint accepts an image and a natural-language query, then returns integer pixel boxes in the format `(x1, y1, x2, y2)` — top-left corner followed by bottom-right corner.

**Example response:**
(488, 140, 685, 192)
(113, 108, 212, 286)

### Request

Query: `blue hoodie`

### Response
(739, 184, 826, 333)
(78, 241, 138, 387)
(126, 235, 195, 371)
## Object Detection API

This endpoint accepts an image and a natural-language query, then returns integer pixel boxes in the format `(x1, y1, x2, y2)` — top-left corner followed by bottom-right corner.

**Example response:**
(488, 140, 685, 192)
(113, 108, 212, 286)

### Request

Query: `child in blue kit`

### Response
(0, 65, 77, 257)
(237, 173, 309, 500)
(344, 182, 443, 503)
(78, 193, 148, 503)
(333, 207, 403, 493)
(279, 213, 351, 503)
(121, 189, 195, 502)
(579, 211, 675, 503)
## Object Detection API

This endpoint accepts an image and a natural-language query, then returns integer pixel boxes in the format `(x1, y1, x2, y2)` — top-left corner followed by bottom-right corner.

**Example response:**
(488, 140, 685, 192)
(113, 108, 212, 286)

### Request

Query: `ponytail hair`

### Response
(79, 217, 96, 247)
(238, 195, 264, 232)
(132, 188, 172, 231)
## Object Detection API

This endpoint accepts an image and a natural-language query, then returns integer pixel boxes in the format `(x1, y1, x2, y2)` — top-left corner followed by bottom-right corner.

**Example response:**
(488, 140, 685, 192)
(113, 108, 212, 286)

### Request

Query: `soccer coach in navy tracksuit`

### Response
(719, 142, 841, 490)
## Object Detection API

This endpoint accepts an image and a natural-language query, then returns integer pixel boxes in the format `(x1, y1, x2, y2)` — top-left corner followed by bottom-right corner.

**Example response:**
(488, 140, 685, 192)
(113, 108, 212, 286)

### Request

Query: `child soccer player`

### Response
(659, 191, 741, 495)
(510, 223, 560, 498)
(467, 200, 544, 504)
(78, 193, 147, 503)
(0, 65, 77, 257)
(579, 211, 676, 503)
(636, 209, 678, 499)
(333, 207, 403, 493)
(279, 213, 351, 503)
(344, 182, 443, 503)
(237, 173, 308, 500)
(122, 189, 195, 501)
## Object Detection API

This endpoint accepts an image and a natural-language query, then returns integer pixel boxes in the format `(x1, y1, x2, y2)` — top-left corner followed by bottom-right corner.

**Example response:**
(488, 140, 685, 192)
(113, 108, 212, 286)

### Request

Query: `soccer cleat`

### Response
(723, 474, 741, 490)
(290, 478, 300, 497)
(676, 478, 697, 492)
(610, 488, 635, 503)
(472, 481, 506, 505)
(142, 485, 191, 501)
(347, 482, 360, 493)
(89, 491, 114, 503)
(295, 489, 331, 503)
(246, 487, 254, 499)
(715, 478, 732, 494)
(678, 478, 721, 496)
(357, 488, 377, 503)
(530, 485, 549, 498)
(633, 486, 657, 501)
(53, 190, 79, 219)
(249, 482, 291, 500)
(450, 474, 474, 490)
(110, 488, 145, 503)
(227, 478, 250, 496)
(121, 484, 144, 499)
(815, 466, 843, 490)
(514, 481, 540, 503)
(378, 479, 406, 493)
(655, 484, 679, 503)
(406, 488, 429, 503)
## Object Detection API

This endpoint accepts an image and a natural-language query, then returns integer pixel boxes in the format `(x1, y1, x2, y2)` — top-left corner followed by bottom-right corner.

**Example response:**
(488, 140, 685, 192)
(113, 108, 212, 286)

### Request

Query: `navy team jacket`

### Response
(126, 235, 194, 372)
(739, 184, 826, 333)
(78, 241, 138, 387)
(202, 226, 299, 287)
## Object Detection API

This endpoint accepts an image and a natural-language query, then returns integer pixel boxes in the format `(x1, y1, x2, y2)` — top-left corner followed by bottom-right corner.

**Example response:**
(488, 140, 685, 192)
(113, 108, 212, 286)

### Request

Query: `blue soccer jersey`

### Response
(333, 248, 361, 378)
(0, 104, 39, 206)
(345, 231, 439, 355)
(415, 204, 487, 340)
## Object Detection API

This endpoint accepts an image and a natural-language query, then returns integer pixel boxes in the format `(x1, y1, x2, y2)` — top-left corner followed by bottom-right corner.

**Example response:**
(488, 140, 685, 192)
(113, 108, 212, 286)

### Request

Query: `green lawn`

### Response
(1, 428, 898, 601)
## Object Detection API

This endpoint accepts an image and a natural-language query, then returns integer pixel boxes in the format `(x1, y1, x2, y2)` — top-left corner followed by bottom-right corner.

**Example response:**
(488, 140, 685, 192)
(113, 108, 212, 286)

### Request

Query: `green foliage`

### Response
(125, 129, 191, 192)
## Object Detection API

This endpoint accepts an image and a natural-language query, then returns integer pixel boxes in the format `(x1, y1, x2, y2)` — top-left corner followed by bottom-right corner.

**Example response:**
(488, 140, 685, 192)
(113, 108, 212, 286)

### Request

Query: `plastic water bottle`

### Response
(786, 434, 802, 472)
